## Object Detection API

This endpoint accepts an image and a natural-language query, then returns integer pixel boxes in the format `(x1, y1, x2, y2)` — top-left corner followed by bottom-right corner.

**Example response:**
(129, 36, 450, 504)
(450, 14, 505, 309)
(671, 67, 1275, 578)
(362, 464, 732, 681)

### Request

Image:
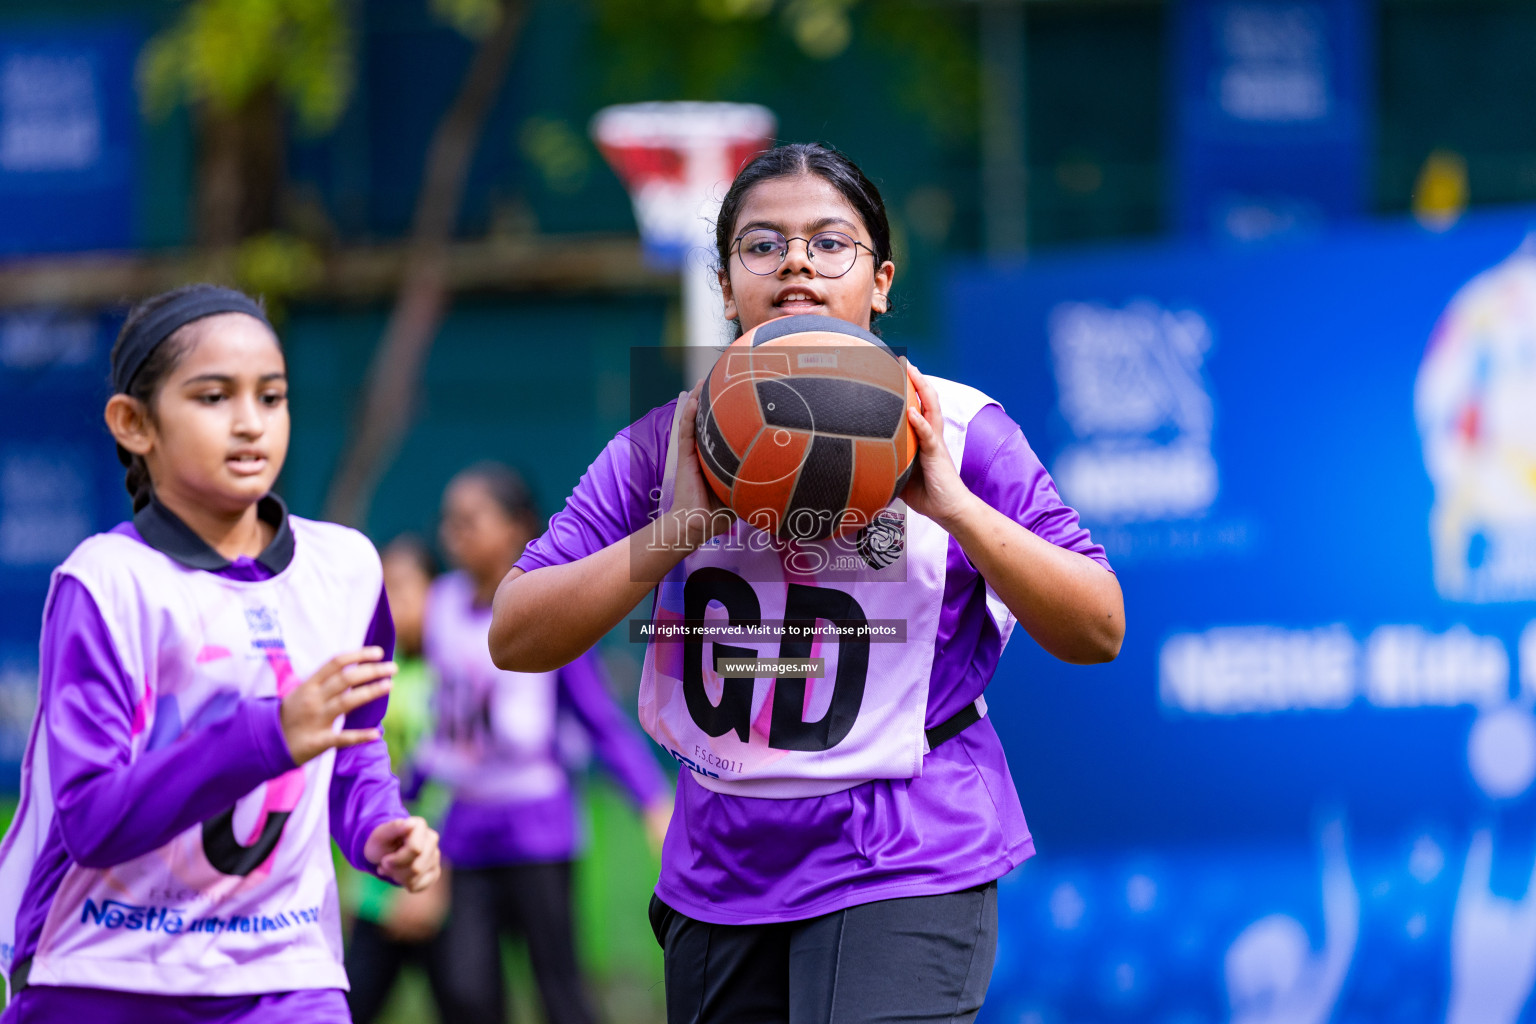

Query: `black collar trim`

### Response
(133, 494, 295, 574)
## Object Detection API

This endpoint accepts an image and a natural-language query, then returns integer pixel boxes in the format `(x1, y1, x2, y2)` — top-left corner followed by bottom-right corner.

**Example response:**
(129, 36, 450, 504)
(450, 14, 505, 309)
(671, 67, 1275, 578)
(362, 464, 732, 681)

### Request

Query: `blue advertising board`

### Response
(0, 311, 125, 779)
(0, 24, 140, 254)
(1173, 0, 1371, 243)
(953, 210, 1536, 1021)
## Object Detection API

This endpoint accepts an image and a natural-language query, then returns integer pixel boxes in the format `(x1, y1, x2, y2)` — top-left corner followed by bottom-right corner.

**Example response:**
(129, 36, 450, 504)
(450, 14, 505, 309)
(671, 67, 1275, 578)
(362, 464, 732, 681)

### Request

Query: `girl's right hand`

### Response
(670, 382, 736, 550)
(280, 647, 396, 766)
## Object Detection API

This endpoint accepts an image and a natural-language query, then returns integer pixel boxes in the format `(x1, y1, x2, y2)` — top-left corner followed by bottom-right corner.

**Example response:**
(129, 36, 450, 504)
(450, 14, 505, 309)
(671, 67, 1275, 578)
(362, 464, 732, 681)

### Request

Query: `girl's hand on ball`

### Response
(675, 382, 737, 548)
(900, 363, 977, 530)
(366, 816, 442, 893)
(280, 648, 395, 766)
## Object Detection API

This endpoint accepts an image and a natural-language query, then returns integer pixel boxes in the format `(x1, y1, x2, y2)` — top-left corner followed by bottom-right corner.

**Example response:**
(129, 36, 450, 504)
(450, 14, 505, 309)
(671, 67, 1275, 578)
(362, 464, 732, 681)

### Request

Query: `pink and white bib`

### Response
(417, 572, 564, 804)
(0, 518, 382, 996)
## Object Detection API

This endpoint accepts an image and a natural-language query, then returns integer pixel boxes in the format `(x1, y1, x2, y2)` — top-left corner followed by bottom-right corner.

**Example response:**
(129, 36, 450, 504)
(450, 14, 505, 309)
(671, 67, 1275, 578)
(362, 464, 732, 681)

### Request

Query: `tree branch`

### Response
(0, 237, 671, 308)
(323, 0, 529, 527)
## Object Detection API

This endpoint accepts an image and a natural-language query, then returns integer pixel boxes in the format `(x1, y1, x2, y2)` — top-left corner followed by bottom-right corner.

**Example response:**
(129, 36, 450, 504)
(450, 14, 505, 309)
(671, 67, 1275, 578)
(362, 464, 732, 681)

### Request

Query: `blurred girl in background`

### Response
(421, 462, 671, 1024)
(0, 284, 438, 1023)
(344, 535, 451, 1024)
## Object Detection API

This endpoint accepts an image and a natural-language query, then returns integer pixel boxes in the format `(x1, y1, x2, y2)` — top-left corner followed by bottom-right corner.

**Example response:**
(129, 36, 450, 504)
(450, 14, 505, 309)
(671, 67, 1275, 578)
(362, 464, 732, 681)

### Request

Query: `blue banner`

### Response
(952, 211, 1536, 1020)
(0, 310, 124, 777)
(0, 24, 140, 254)
(1173, 0, 1371, 243)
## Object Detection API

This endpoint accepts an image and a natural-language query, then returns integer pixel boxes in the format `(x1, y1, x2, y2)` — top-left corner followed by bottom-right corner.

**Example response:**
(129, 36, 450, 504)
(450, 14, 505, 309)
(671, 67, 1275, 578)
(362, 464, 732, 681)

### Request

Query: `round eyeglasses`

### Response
(732, 228, 878, 278)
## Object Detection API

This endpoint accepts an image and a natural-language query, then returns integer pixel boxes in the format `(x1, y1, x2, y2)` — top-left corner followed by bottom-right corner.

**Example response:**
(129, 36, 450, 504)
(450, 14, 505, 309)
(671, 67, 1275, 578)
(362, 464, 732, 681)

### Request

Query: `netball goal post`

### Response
(590, 102, 776, 381)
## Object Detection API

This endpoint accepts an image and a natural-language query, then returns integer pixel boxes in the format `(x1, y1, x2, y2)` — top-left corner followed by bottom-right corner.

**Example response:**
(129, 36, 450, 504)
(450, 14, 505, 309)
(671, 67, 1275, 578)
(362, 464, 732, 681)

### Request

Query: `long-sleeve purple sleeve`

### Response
(329, 590, 409, 874)
(557, 650, 667, 809)
(42, 578, 297, 869)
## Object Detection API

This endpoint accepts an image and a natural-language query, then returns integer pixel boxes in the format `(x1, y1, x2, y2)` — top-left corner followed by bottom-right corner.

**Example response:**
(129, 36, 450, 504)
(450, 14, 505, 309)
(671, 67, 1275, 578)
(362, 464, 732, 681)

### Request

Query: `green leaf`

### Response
(430, 0, 504, 40)
(137, 0, 353, 136)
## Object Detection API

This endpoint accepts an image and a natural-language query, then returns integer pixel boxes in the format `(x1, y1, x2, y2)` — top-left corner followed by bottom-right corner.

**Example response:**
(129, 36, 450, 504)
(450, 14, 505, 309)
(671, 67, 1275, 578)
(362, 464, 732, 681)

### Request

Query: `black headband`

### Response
(112, 287, 271, 394)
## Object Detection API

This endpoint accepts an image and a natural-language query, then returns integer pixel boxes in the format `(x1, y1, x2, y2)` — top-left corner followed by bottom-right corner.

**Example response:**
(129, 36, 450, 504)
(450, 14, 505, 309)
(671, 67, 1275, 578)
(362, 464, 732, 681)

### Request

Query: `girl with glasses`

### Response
(489, 143, 1125, 1023)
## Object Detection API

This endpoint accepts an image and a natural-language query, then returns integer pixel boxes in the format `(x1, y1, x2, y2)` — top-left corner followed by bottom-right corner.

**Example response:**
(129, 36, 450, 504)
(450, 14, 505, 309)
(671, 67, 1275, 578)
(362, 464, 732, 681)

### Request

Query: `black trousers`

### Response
(344, 917, 450, 1024)
(435, 861, 599, 1024)
(648, 882, 998, 1024)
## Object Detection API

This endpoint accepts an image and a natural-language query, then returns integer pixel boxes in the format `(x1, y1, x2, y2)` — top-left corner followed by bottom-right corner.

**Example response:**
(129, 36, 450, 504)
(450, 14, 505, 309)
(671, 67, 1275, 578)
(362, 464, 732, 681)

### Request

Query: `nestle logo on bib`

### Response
(81, 897, 186, 934)
(79, 897, 322, 939)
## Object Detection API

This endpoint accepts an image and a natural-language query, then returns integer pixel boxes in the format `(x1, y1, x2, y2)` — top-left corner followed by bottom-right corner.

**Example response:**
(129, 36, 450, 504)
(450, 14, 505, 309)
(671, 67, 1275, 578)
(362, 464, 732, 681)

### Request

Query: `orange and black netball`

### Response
(694, 314, 919, 541)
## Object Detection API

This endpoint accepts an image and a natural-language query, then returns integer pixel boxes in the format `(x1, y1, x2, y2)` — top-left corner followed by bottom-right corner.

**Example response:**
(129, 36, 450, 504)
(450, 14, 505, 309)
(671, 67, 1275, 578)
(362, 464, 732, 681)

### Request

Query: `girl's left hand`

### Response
(365, 816, 441, 893)
(900, 363, 976, 530)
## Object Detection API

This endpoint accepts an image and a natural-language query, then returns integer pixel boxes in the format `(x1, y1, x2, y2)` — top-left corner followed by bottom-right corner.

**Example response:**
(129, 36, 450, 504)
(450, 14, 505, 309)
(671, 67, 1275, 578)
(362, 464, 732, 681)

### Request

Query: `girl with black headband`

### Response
(0, 284, 440, 1023)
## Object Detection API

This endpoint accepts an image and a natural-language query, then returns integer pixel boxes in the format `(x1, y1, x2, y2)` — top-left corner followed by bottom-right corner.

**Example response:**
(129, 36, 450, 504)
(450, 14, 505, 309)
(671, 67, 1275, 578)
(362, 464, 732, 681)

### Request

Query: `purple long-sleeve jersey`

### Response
(1, 498, 407, 1023)
(516, 388, 1112, 924)
(419, 572, 666, 868)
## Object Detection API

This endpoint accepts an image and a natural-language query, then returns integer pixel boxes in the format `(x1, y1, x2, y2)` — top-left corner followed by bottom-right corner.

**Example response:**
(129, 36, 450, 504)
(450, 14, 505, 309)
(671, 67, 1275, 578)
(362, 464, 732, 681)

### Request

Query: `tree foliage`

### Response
(139, 0, 353, 135)
(590, 0, 977, 140)
(430, 0, 507, 39)
(135, 0, 513, 301)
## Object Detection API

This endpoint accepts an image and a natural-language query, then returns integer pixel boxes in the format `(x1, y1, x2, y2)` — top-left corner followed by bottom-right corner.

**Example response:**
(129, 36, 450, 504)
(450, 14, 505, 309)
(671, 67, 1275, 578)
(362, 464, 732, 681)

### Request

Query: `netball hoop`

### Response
(590, 102, 776, 382)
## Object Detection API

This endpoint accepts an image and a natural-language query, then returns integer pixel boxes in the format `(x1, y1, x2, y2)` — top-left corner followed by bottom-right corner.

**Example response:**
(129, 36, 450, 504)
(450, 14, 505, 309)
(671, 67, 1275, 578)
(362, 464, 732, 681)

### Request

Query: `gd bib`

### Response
(638, 377, 995, 798)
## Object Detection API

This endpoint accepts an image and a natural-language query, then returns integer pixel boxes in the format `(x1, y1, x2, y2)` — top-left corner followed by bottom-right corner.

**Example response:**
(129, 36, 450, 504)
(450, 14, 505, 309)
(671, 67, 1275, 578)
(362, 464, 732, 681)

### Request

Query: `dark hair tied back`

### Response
(713, 142, 893, 336)
(109, 283, 270, 511)
(383, 533, 441, 579)
(453, 462, 541, 532)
